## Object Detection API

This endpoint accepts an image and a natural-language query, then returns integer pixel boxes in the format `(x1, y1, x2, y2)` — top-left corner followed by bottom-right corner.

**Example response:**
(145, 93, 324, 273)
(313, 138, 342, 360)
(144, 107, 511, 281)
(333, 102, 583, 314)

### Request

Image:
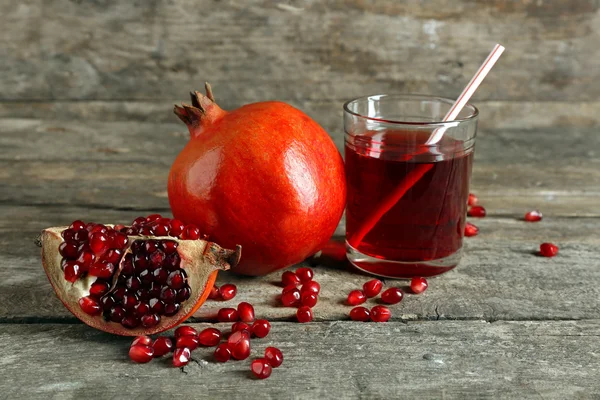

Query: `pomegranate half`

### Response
(169, 84, 346, 276)
(40, 217, 241, 336)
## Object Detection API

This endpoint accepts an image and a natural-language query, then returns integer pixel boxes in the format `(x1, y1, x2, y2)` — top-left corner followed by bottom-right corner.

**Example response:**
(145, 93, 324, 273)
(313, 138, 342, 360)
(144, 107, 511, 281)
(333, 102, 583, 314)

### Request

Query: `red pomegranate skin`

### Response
(169, 87, 346, 276)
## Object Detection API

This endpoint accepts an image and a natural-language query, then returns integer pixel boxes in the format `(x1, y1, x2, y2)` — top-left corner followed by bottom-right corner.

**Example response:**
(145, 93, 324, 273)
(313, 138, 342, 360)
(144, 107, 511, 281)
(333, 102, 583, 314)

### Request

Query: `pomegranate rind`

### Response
(40, 226, 241, 336)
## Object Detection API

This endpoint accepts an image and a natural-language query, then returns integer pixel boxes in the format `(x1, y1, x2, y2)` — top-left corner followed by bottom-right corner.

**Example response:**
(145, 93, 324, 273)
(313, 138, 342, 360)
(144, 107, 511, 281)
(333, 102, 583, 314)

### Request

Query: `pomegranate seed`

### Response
(89, 280, 109, 298)
(264, 347, 283, 368)
(300, 292, 318, 307)
(349, 306, 370, 322)
(214, 343, 232, 362)
(301, 281, 320, 295)
(251, 319, 271, 338)
(141, 314, 160, 328)
(129, 345, 154, 363)
(295, 267, 314, 283)
(464, 222, 479, 237)
(167, 270, 186, 289)
(230, 337, 251, 360)
(198, 328, 221, 346)
(231, 322, 251, 333)
(468, 205, 486, 217)
(69, 220, 86, 230)
(79, 296, 101, 316)
(468, 193, 478, 206)
(90, 224, 108, 234)
(134, 300, 150, 316)
(72, 229, 88, 243)
(144, 240, 158, 253)
(104, 249, 122, 264)
(228, 329, 251, 345)
(347, 289, 367, 306)
(281, 286, 301, 307)
(131, 335, 152, 347)
(281, 271, 301, 287)
(153, 223, 170, 236)
(122, 294, 138, 310)
(145, 214, 162, 223)
(169, 219, 185, 237)
(296, 306, 313, 323)
(219, 284, 237, 301)
(164, 303, 180, 316)
(112, 232, 129, 249)
(381, 288, 404, 305)
(174, 326, 198, 339)
(182, 225, 201, 240)
(525, 210, 543, 222)
(89, 260, 115, 279)
(63, 261, 82, 283)
(208, 285, 220, 300)
(410, 277, 428, 294)
(132, 217, 146, 227)
(173, 347, 191, 367)
(236, 302, 255, 323)
(217, 308, 239, 322)
(161, 240, 178, 254)
(160, 287, 176, 303)
(62, 228, 76, 242)
(59, 242, 79, 259)
(149, 250, 166, 267)
(121, 316, 140, 329)
(370, 305, 392, 322)
(363, 279, 383, 298)
(153, 337, 173, 357)
(89, 232, 109, 254)
(108, 306, 125, 322)
(251, 358, 272, 379)
(163, 253, 180, 271)
(76, 249, 95, 269)
(176, 335, 199, 350)
(176, 286, 191, 302)
(540, 242, 559, 257)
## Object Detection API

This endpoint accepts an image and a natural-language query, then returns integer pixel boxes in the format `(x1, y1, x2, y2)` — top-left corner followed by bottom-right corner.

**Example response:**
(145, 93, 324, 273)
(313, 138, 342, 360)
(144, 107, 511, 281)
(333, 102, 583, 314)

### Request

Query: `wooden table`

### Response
(1, 1, 599, 399)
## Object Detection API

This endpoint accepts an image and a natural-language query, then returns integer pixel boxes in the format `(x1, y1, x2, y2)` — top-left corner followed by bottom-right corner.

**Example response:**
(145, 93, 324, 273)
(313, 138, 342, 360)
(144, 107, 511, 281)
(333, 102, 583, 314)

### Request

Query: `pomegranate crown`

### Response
(174, 82, 227, 137)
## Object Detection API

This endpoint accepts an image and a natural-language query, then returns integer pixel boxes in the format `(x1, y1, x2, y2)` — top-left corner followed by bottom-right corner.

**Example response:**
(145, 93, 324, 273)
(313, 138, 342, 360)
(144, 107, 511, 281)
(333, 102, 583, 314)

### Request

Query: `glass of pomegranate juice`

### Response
(344, 94, 478, 278)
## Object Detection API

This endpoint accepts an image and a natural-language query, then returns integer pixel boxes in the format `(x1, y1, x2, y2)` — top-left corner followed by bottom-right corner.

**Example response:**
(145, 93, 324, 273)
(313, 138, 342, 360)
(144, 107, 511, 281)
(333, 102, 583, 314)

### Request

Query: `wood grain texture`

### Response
(1, 0, 599, 104)
(0, 321, 599, 399)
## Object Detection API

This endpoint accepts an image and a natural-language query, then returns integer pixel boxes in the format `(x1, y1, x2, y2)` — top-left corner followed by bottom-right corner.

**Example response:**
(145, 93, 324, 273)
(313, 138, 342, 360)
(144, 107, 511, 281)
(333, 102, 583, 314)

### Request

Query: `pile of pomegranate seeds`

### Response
(279, 267, 319, 323)
(539, 242, 559, 257)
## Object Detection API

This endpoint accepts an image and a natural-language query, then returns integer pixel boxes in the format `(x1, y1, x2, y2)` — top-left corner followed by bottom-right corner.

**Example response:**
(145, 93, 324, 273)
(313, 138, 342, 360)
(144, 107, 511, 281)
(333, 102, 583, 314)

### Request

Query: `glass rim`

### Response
(343, 93, 479, 126)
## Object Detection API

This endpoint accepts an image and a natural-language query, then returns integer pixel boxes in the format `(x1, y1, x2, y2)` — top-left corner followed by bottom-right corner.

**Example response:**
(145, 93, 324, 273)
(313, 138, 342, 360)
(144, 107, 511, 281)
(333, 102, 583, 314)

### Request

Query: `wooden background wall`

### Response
(1, 0, 598, 131)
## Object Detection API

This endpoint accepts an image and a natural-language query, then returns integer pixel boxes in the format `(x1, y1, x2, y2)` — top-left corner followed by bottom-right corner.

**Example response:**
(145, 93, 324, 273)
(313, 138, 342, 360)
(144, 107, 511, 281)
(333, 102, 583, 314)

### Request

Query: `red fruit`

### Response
(153, 337, 174, 357)
(464, 222, 479, 237)
(176, 335, 200, 350)
(169, 84, 346, 276)
(208, 284, 220, 300)
(301, 281, 320, 295)
(229, 332, 251, 360)
(131, 335, 152, 347)
(540, 242, 559, 257)
(129, 345, 154, 363)
(525, 210, 543, 222)
(300, 292, 318, 308)
(281, 286, 301, 307)
(363, 279, 383, 298)
(295, 267, 314, 283)
(214, 343, 231, 362)
(198, 327, 221, 346)
(296, 306, 313, 323)
(381, 288, 404, 305)
(237, 302, 255, 322)
(182, 225, 201, 240)
(370, 305, 391, 322)
(231, 322, 251, 333)
(59, 242, 79, 259)
(217, 308, 239, 322)
(468, 193, 478, 206)
(219, 284, 237, 301)
(169, 219, 185, 237)
(349, 306, 370, 322)
(251, 358, 272, 379)
(468, 205, 486, 217)
(281, 271, 301, 287)
(39, 221, 241, 336)
(264, 347, 283, 368)
(173, 347, 191, 367)
(174, 326, 198, 339)
(347, 290, 366, 306)
(227, 329, 250, 345)
(251, 319, 271, 338)
(410, 277, 428, 294)
(70, 220, 86, 231)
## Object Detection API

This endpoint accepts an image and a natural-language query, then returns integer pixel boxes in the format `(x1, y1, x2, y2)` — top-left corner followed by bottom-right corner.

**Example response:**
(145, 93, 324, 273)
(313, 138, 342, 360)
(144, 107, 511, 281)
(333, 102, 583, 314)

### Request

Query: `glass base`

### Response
(346, 241, 461, 279)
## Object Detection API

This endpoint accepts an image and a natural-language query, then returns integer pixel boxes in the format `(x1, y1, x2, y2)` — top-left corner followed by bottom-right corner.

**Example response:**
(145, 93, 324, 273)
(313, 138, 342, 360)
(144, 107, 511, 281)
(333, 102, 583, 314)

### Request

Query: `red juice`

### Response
(345, 129, 473, 278)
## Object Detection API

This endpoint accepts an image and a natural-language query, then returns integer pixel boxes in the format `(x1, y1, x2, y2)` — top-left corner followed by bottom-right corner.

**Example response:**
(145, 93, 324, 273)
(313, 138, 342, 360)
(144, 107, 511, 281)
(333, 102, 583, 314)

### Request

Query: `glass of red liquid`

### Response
(344, 94, 478, 278)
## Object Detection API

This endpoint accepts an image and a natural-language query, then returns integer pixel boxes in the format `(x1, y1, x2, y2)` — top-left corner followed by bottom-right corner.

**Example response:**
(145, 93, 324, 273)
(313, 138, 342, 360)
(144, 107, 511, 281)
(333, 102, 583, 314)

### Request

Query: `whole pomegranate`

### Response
(170, 84, 346, 276)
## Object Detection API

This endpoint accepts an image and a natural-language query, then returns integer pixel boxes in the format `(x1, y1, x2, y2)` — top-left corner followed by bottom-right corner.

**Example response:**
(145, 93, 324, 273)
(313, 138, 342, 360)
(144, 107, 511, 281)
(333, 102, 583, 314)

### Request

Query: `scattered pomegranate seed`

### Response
(153, 337, 173, 357)
(347, 289, 367, 306)
(464, 222, 479, 237)
(296, 306, 313, 323)
(208, 284, 220, 300)
(264, 347, 283, 368)
(219, 284, 237, 301)
(173, 347, 191, 367)
(251, 358, 273, 379)
(468, 205, 486, 217)
(300, 292, 318, 308)
(174, 326, 198, 339)
(228, 329, 250, 344)
(525, 210, 543, 222)
(410, 277, 428, 294)
(301, 281, 320, 295)
(251, 319, 271, 338)
(281, 271, 301, 287)
(79, 296, 102, 316)
(217, 308, 239, 322)
(131, 335, 152, 347)
(370, 305, 392, 322)
(540, 242, 559, 257)
(229, 333, 251, 360)
(231, 322, 251, 333)
(281, 286, 301, 307)
(468, 193, 478, 206)
(176, 335, 199, 350)
(198, 327, 222, 346)
(237, 302, 255, 322)
(129, 345, 154, 363)
(214, 343, 232, 362)
(381, 288, 404, 305)
(363, 279, 383, 298)
(295, 267, 314, 283)
(349, 306, 370, 322)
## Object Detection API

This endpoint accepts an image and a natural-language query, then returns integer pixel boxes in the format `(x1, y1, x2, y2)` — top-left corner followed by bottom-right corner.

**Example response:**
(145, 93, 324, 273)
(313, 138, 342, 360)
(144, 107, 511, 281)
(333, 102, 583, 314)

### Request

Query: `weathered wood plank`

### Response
(0, 321, 598, 399)
(2, 205, 599, 322)
(0, 0, 598, 102)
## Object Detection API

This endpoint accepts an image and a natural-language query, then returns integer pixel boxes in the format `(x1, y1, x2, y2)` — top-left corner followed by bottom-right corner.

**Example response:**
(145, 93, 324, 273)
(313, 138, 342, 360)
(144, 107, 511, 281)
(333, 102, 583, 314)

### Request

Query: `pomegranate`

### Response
(540, 242, 559, 257)
(349, 306, 370, 322)
(525, 210, 543, 222)
(170, 84, 346, 276)
(363, 279, 383, 298)
(264, 347, 283, 368)
(39, 217, 241, 336)
(251, 358, 273, 379)
(347, 290, 366, 306)
(410, 277, 429, 294)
